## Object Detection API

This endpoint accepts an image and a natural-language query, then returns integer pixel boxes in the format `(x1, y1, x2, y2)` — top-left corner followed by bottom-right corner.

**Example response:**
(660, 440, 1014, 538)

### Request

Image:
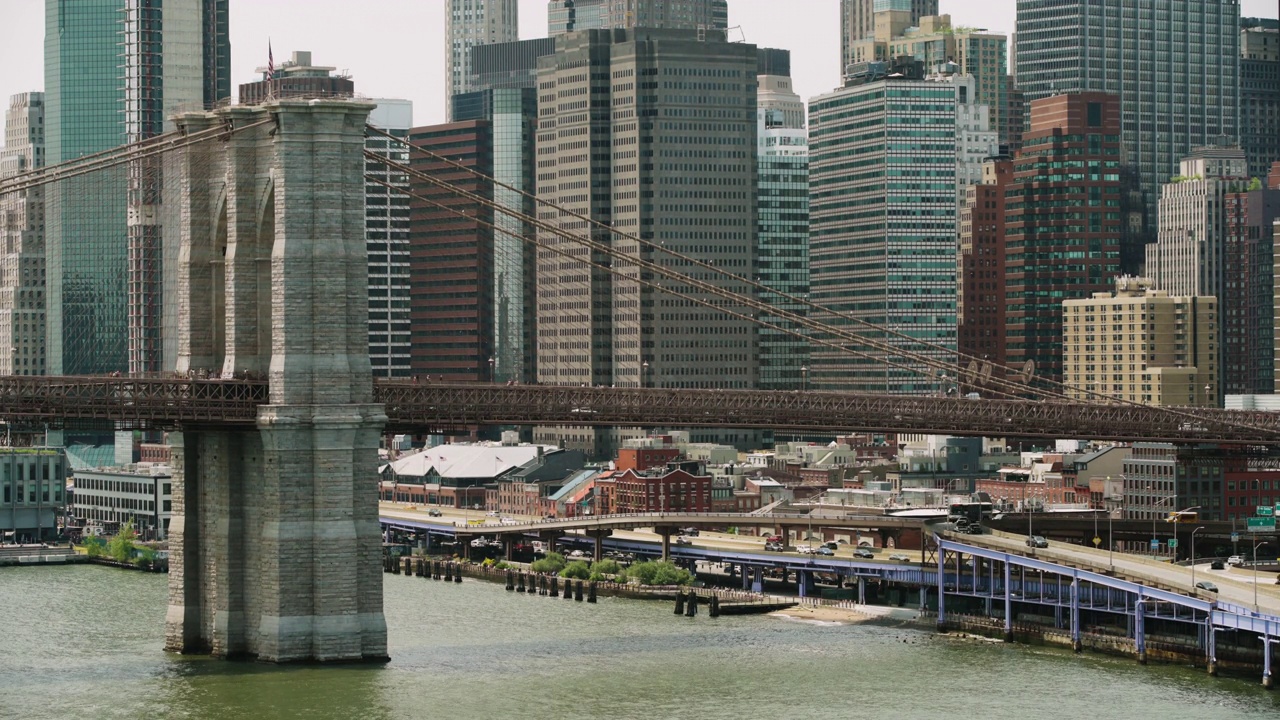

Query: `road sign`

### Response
(1247, 517, 1276, 532)
(1231, 532, 1240, 543)
(1258, 505, 1275, 517)
(1150, 538, 1161, 549)
(1092, 536, 1102, 547)
(1167, 538, 1178, 549)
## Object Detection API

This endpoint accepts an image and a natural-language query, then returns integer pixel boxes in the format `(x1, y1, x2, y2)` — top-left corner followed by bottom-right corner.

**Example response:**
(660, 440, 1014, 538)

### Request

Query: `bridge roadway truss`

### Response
(380, 515, 1279, 685)
(4, 379, 1280, 444)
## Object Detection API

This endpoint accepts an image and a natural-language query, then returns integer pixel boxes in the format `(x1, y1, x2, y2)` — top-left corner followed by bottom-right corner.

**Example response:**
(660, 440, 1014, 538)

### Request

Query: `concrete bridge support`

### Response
(164, 99, 387, 663)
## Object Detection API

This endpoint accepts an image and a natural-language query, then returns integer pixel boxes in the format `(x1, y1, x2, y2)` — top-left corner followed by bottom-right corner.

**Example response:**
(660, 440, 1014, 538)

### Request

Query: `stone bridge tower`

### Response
(164, 99, 387, 662)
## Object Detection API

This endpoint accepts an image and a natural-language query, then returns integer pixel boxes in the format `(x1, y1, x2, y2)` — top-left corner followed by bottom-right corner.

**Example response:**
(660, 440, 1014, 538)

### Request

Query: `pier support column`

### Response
(1264, 633, 1273, 689)
(659, 528, 672, 561)
(936, 546, 946, 629)
(751, 566, 763, 594)
(857, 577, 866, 605)
(1135, 596, 1147, 664)
(1206, 621, 1218, 676)
(741, 564, 750, 590)
(798, 570, 815, 598)
(504, 537, 517, 562)
(1003, 561, 1013, 641)
(589, 530, 611, 563)
(1070, 575, 1081, 652)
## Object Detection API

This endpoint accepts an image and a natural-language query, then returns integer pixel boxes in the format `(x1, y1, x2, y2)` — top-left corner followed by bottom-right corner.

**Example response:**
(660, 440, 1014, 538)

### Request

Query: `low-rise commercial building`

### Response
(0, 448, 66, 542)
(69, 464, 172, 541)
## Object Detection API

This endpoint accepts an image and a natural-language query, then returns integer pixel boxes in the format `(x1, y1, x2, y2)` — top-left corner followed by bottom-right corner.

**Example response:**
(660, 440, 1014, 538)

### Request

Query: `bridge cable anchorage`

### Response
(361, 137, 1277, 441)
(364, 126, 1265, 437)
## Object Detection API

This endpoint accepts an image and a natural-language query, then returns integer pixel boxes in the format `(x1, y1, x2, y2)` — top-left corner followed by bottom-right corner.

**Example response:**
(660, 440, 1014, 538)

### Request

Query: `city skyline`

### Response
(1, 0, 1272, 131)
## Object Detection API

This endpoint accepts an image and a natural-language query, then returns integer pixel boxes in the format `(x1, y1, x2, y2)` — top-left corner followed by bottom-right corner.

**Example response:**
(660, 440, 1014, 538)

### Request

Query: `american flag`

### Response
(267, 41, 274, 78)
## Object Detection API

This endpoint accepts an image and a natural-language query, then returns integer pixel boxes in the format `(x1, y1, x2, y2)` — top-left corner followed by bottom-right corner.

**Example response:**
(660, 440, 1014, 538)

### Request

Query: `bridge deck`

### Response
(2, 377, 1279, 443)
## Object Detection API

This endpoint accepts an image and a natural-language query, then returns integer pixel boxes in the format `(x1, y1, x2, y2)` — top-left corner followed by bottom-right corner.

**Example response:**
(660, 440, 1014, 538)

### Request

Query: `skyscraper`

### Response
(755, 49, 809, 391)
(957, 157, 1012, 390)
(1015, 0, 1240, 222)
(453, 87, 539, 385)
(548, 0, 728, 35)
(445, 0, 518, 121)
(839, 0, 937, 74)
(366, 100, 413, 379)
(1240, 18, 1279, 180)
(808, 60, 964, 394)
(1147, 147, 1279, 397)
(1006, 93, 1125, 389)
(845, 12, 1008, 145)
(45, 0, 129, 375)
(123, 0, 231, 373)
(0, 93, 46, 376)
(534, 28, 758, 455)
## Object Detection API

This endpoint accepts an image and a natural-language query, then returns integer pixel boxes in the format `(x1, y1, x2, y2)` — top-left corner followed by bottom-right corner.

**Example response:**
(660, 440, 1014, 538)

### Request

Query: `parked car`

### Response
(1227, 555, 1245, 566)
(1210, 560, 1225, 570)
(889, 553, 912, 562)
(816, 547, 835, 556)
(854, 548, 875, 559)
(1194, 581, 1219, 593)
(1026, 535, 1049, 549)
(427, 508, 443, 517)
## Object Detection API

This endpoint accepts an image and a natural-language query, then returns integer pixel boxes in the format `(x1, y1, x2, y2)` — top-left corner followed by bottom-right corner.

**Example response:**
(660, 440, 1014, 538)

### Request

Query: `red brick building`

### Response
(615, 447, 681, 473)
(957, 157, 1011, 391)
(614, 469, 712, 513)
(1223, 457, 1280, 522)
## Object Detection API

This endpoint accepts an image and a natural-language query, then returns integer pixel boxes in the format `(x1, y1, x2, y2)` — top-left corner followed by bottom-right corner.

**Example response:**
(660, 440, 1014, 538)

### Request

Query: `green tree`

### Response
(106, 521, 138, 563)
(559, 560, 591, 579)
(590, 558, 621, 576)
(531, 551, 567, 575)
(622, 559, 692, 586)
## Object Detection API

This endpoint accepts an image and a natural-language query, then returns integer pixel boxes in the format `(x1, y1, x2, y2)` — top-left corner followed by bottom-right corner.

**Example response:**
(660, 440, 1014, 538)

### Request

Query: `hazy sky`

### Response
(1, 0, 1276, 131)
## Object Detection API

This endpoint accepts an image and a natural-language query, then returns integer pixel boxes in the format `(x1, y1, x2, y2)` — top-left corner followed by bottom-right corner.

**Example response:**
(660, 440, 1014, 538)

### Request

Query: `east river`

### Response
(2, 566, 1279, 720)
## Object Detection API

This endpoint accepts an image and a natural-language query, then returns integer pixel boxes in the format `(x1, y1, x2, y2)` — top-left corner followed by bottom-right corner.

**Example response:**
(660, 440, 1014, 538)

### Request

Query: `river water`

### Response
(2, 566, 1278, 720)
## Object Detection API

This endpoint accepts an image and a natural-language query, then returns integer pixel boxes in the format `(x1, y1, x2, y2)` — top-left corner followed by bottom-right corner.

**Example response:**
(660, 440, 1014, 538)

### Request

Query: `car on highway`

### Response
(427, 508, 443, 517)
(1194, 581, 1219, 593)
(1026, 535, 1049, 549)
(486, 510, 500, 517)
(1210, 560, 1225, 570)
(816, 547, 835, 556)
(963, 524, 983, 535)
(680, 527, 700, 537)
(853, 548, 875, 559)
(823, 541, 839, 550)
(675, 536, 692, 546)
(889, 553, 912, 562)
(764, 542, 783, 552)
(1228, 555, 1244, 566)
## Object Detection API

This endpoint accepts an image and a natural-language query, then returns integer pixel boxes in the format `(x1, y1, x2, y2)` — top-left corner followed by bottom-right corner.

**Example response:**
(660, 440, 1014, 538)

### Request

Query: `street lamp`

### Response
(1191, 526, 1205, 590)
(1172, 505, 1200, 561)
(1255, 541, 1270, 612)
(1148, 488, 1173, 559)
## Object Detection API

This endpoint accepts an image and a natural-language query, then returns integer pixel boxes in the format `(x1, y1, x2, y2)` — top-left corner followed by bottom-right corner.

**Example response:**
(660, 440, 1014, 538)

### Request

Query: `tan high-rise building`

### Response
(0, 92, 45, 376)
(844, 12, 1008, 145)
(840, 0, 937, 69)
(1064, 276, 1218, 408)
(445, 0, 519, 121)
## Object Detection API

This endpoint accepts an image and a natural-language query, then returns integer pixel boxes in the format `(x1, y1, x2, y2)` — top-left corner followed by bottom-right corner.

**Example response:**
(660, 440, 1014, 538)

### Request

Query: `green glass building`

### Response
(808, 65, 959, 394)
(45, 0, 129, 375)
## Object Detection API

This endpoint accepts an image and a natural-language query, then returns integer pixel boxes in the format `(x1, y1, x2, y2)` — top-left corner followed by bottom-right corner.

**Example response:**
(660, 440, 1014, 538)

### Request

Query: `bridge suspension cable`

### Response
(0, 119, 269, 198)
(364, 129, 1273, 439)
